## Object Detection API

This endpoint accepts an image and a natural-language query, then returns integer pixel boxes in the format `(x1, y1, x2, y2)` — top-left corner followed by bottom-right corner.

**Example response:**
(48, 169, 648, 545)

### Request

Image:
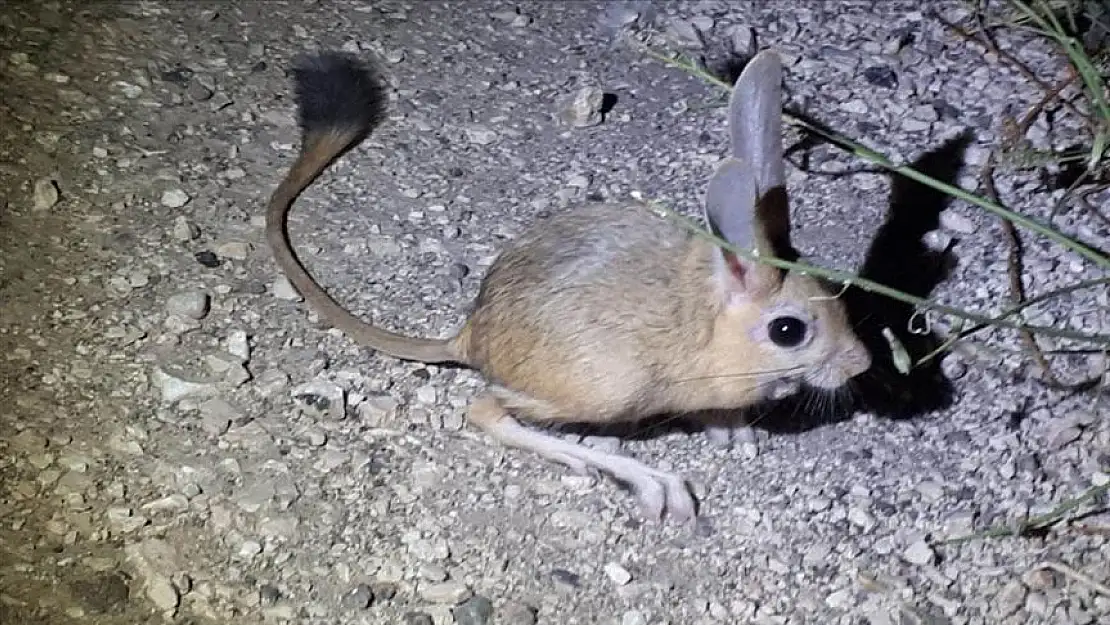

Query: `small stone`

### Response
(272, 276, 302, 301)
(237, 540, 263, 559)
(216, 240, 250, 261)
(418, 581, 471, 604)
(729, 24, 756, 57)
(198, 398, 241, 435)
(940, 210, 976, 234)
(902, 539, 936, 565)
(558, 86, 605, 128)
(160, 189, 191, 208)
(498, 602, 538, 625)
(993, 580, 1027, 617)
(259, 584, 281, 606)
(1048, 424, 1082, 450)
(415, 385, 438, 405)
(603, 562, 632, 585)
(154, 367, 217, 404)
(405, 612, 434, 625)
(166, 291, 210, 320)
(667, 19, 704, 48)
(292, 380, 346, 420)
(863, 65, 898, 89)
(226, 329, 250, 362)
(463, 125, 498, 145)
(621, 610, 647, 625)
(452, 595, 494, 625)
(341, 584, 374, 610)
(370, 581, 398, 601)
(141, 494, 189, 514)
(356, 394, 399, 427)
(145, 575, 179, 611)
(419, 564, 448, 582)
(33, 178, 60, 210)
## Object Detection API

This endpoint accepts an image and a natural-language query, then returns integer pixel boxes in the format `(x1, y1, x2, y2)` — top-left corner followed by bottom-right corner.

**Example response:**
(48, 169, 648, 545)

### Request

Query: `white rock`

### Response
(165, 291, 210, 320)
(603, 562, 632, 585)
(216, 240, 250, 260)
(33, 178, 60, 210)
(463, 125, 498, 145)
(225, 329, 250, 362)
(940, 209, 976, 234)
(153, 367, 218, 404)
(171, 216, 200, 241)
(902, 539, 936, 565)
(272, 276, 302, 301)
(145, 574, 180, 611)
(415, 385, 438, 404)
(418, 581, 471, 604)
(160, 189, 191, 208)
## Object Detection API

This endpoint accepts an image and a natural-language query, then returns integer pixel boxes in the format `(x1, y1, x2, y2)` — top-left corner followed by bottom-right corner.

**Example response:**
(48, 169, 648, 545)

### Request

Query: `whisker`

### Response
(670, 365, 807, 383)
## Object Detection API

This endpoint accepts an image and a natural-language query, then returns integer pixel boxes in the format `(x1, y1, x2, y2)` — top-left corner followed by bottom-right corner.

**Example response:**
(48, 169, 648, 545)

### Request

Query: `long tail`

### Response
(265, 51, 460, 364)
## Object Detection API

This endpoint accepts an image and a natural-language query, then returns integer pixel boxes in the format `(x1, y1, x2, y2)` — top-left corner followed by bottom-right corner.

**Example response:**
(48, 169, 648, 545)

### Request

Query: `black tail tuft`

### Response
(292, 51, 386, 136)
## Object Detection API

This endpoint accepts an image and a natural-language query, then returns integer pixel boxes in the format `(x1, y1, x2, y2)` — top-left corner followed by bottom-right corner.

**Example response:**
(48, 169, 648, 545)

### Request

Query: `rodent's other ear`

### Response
(728, 49, 785, 197)
(704, 158, 783, 301)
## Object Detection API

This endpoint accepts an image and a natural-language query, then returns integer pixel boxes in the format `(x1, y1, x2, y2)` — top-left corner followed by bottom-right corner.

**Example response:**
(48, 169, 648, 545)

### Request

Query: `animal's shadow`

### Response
(562, 129, 970, 443)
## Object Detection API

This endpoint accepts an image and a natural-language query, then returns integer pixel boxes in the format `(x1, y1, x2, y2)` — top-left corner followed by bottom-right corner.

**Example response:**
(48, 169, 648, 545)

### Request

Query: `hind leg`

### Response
(466, 391, 697, 523)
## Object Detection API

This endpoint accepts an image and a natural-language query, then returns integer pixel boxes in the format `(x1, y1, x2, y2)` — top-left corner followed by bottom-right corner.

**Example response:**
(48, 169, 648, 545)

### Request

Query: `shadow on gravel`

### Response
(755, 129, 973, 435)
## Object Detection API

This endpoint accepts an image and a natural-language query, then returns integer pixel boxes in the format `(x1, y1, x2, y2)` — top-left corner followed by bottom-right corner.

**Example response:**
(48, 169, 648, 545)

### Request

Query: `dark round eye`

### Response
(768, 316, 808, 348)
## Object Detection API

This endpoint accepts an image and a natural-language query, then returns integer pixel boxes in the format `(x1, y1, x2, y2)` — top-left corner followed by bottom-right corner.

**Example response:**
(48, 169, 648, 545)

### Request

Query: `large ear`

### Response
(704, 158, 783, 301)
(727, 50, 793, 259)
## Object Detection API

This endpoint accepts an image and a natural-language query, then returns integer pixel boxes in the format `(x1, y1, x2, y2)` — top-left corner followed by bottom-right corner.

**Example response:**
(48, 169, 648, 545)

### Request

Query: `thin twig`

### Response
(981, 74, 1077, 387)
(1029, 561, 1110, 596)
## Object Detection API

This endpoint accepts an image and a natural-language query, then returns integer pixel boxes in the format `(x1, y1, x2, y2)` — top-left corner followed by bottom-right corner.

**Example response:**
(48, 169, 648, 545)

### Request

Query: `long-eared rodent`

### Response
(266, 50, 871, 523)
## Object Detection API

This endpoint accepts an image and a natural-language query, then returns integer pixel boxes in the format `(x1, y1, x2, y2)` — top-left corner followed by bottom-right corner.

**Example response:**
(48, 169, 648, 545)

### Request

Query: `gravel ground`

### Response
(2, 2, 1108, 624)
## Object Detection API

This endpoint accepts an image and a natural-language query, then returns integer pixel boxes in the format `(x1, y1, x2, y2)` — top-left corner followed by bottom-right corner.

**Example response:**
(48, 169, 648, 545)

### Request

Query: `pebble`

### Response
(415, 385, 438, 405)
(902, 539, 936, 565)
(940, 210, 976, 234)
(420, 564, 448, 582)
(226, 329, 250, 362)
(198, 398, 240, 435)
(667, 19, 704, 48)
(498, 602, 538, 625)
(259, 584, 282, 605)
(291, 379, 347, 420)
(729, 24, 756, 57)
(216, 240, 251, 261)
(418, 581, 471, 604)
(404, 612, 434, 625)
(153, 367, 217, 404)
(33, 177, 60, 210)
(621, 610, 647, 625)
(463, 125, 498, 145)
(165, 291, 210, 320)
(558, 86, 605, 128)
(452, 595, 494, 625)
(172, 216, 200, 241)
(272, 277, 303, 301)
(993, 580, 1027, 617)
(341, 584, 374, 610)
(145, 574, 180, 612)
(1048, 424, 1082, 450)
(355, 394, 399, 426)
(160, 189, 191, 208)
(603, 562, 633, 585)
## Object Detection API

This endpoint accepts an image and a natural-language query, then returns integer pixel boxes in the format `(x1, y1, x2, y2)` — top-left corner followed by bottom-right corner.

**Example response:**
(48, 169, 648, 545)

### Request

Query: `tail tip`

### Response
(291, 50, 386, 135)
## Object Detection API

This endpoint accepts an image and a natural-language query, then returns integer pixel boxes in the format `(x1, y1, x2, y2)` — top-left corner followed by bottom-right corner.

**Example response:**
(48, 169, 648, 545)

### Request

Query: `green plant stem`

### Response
(939, 480, 1110, 545)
